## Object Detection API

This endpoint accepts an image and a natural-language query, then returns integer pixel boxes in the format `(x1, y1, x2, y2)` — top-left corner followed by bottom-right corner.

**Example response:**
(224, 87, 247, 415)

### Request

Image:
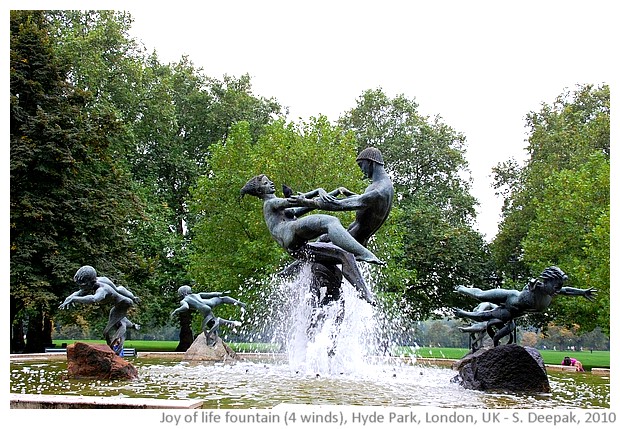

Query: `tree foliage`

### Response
(188, 117, 361, 304)
(339, 89, 491, 319)
(491, 84, 609, 334)
(10, 11, 140, 351)
(10, 10, 284, 351)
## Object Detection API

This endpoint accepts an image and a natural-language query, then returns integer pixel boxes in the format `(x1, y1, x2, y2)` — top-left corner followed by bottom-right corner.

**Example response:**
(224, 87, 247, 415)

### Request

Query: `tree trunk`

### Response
(24, 309, 53, 353)
(11, 321, 25, 353)
(175, 311, 193, 352)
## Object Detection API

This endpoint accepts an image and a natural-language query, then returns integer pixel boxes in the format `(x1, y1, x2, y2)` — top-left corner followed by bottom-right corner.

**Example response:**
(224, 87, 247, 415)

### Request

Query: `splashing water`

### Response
(264, 262, 387, 376)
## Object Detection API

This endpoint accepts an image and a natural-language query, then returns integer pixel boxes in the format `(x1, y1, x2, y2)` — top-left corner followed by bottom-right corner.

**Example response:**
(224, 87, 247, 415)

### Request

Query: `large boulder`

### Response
(67, 342, 138, 380)
(452, 344, 550, 393)
(182, 333, 239, 362)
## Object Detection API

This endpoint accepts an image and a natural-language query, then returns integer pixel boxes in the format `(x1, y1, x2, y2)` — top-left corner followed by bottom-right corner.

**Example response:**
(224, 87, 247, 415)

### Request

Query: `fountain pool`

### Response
(10, 354, 610, 409)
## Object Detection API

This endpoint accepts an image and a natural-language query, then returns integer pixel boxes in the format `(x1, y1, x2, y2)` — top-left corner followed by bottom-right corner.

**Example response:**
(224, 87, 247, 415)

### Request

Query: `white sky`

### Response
(7, 0, 617, 241)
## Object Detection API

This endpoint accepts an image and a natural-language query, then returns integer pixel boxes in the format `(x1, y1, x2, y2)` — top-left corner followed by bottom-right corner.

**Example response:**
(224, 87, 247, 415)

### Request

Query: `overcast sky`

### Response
(10, 0, 616, 241)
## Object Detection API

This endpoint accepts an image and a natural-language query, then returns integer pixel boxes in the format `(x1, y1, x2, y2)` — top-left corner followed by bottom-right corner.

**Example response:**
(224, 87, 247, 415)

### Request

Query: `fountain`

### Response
(9, 148, 611, 414)
(8, 268, 612, 410)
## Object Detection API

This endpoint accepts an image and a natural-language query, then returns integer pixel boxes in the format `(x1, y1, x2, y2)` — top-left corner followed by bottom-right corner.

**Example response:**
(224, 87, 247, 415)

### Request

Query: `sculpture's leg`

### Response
(305, 215, 384, 265)
(216, 316, 242, 327)
(110, 321, 127, 354)
(471, 332, 485, 351)
(456, 286, 515, 304)
(505, 320, 516, 344)
(204, 317, 219, 346)
(302, 242, 375, 305)
(306, 262, 344, 347)
(455, 309, 494, 322)
(103, 300, 132, 341)
(327, 299, 346, 357)
(487, 319, 513, 347)
(311, 262, 343, 306)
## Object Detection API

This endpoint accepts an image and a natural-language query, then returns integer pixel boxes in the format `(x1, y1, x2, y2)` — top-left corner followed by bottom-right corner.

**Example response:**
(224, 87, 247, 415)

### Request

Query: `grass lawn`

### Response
(52, 339, 280, 353)
(52, 340, 609, 370)
(396, 346, 610, 371)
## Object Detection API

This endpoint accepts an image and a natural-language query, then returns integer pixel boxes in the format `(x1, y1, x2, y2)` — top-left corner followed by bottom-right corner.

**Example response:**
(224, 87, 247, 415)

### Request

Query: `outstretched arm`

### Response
(170, 301, 190, 318)
(59, 290, 85, 309)
(295, 187, 342, 200)
(59, 287, 107, 308)
(198, 291, 229, 299)
(558, 287, 597, 301)
(288, 189, 369, 212)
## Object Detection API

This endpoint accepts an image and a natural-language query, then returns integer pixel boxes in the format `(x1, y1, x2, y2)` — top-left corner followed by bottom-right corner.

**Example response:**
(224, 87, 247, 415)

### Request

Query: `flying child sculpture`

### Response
(455, 266, 596, 347)
(170, 285, 246, 346)
(59, 265, 140, 355)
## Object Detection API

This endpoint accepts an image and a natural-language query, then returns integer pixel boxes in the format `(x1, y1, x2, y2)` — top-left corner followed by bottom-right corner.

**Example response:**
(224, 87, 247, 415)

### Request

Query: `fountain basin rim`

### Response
(10, 352, 609, 375)
(10, 393, 203, 409)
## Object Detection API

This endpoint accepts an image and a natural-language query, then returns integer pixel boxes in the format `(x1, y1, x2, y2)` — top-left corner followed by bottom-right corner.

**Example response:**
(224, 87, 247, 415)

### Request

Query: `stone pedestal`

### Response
(452, 344, 550, 393)
(67, 342, 138, 380)
(182, 333, 239, 362)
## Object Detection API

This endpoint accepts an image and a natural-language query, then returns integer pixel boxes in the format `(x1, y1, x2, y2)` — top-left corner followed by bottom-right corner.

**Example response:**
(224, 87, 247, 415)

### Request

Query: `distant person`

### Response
(562, 356, 585, 372)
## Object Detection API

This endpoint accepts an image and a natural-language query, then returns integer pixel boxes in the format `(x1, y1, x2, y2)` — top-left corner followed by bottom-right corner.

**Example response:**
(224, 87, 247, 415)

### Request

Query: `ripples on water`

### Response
(10, 357, 610, 409)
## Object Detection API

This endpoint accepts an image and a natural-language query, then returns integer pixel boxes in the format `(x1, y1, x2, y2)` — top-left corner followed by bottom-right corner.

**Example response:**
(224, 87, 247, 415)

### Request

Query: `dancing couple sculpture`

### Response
(455, 266, 596, 350)
(241, 147, 394, 353)
(241, 147, 394, 308)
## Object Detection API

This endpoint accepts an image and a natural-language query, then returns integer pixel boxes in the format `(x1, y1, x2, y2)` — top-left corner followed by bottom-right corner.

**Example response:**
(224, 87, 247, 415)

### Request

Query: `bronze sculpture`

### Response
(455, 266, 596, 347)
(243, 147, 394, 357)
(170, 285, 246, 346)
(276, 147, 394, 307)
(240, 173, 382, 304)
(59, 265, 140, 355)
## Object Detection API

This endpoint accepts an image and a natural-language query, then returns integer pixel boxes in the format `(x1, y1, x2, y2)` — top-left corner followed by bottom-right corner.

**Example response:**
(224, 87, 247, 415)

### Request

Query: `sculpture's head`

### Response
(356, 147, 384, 178)
(530, 266, 568, 294)
(356, 147, 384, 165)
(74, 265, 97, 287)
(240, 174, 274, 199)
(178, 285, 192, 297)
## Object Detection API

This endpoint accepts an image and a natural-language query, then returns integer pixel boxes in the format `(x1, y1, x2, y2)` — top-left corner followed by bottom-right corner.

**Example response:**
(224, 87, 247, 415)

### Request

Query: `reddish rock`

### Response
(67, 342, 138, 380)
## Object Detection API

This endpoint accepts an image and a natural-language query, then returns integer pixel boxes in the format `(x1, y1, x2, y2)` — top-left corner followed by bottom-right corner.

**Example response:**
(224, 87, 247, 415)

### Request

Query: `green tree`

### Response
(10, 11, 139, 352)
(132, 59, 283, 348)
(188, 117, 362, 330)
(40, 10, 170, 343)
(521, 153, 609, 332)
(490, 84, 609, 334)
(46, 11, 283, 348)
(339, 88, 491, 320)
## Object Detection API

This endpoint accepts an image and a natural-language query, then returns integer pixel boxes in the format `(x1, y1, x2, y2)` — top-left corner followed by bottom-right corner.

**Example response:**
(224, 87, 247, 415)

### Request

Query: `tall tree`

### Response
(338, 89, 491, 320)
(188, 117, 362, 333)
(46, 11, 283, 347)
(10, 11, 139, 352)
(128, 57, 283, 348)
(491, 84, 609, 333)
